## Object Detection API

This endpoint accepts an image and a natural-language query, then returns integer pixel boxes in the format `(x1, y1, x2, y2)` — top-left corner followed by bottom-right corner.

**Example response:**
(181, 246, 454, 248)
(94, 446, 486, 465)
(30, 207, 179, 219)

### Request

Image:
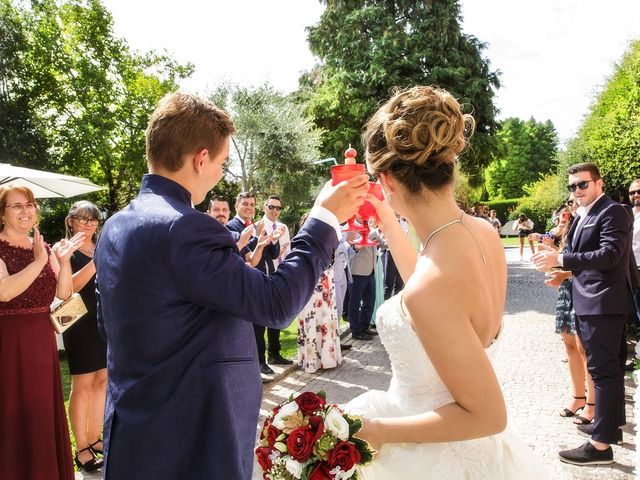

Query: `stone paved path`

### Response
(254, 248, 637, 480)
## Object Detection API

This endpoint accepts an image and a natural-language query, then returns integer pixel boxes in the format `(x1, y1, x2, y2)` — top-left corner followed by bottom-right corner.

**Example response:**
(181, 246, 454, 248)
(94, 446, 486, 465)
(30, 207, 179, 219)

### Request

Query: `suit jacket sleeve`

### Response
(168, 215, 337, 328)
(562, 203, 632, 272)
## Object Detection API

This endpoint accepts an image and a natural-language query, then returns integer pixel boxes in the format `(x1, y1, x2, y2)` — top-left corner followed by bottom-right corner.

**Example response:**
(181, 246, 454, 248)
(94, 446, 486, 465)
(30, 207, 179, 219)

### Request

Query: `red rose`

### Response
(308, 415, 325, 443)
(327, 441, 361, 473)
(255, 447, 275, 472)
(307, 461, 333, 480)
(286, 426, 316, 462)
(295, 392, 326, 415)
(266, 424, 280, 448)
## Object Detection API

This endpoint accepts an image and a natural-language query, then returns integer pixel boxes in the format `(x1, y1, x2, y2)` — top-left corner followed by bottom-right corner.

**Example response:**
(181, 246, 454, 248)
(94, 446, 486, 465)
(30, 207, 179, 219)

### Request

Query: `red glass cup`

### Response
(331, 163, 367, 233)
(352, 182, 384, 247)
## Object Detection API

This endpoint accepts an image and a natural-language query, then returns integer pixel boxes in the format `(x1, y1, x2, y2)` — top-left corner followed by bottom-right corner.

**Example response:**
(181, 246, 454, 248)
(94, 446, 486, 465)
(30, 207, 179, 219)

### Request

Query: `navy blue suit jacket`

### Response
(95, 175, 337, 479)
(563, 195, 635, 315)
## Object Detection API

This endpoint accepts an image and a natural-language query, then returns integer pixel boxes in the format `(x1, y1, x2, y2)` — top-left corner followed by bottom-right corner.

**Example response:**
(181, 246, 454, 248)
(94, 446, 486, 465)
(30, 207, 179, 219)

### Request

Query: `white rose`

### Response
(285, 457, 304, 479)
(324, 406, 350, 440)
(272, 401, 300, 430)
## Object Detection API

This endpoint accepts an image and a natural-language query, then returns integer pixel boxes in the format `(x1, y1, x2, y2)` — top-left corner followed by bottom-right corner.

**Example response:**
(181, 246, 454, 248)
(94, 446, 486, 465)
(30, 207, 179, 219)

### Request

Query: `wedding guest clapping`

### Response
(54, 201, 107, 472)
(0, 185, 84, 479)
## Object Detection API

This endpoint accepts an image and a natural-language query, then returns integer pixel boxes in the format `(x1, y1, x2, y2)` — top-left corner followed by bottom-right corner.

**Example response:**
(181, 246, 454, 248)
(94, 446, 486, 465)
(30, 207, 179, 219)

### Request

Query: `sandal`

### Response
(559, 396, 586, 418)
(74, 446, 104, 472)
(573, 403, 595, 425)
(90, 438, 104, 455)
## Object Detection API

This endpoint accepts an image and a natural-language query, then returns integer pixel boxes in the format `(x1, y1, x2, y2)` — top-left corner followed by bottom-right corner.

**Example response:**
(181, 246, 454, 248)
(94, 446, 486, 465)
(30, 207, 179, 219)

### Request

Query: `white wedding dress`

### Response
(345, 295, 549, 479)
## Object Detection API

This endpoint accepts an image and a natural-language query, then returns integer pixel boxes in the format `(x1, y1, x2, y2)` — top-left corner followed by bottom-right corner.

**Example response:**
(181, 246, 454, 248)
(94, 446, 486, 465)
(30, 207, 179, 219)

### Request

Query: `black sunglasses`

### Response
(566, 180, 594, 192)
(267, 205, 282, 211)
(629, 190, 640, 196)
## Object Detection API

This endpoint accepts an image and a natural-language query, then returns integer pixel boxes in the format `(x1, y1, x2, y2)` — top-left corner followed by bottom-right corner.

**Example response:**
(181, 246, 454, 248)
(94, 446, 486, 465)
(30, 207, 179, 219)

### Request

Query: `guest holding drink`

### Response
(54, 201, 106, 472)
(0, 185, 84, 480)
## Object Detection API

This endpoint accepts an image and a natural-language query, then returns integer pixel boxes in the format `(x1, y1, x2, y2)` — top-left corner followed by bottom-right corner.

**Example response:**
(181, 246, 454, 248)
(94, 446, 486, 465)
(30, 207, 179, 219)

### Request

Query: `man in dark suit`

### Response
(94, 92, 368, 479)
(227, 192, 287, 376)
(533, 162, 634, 466)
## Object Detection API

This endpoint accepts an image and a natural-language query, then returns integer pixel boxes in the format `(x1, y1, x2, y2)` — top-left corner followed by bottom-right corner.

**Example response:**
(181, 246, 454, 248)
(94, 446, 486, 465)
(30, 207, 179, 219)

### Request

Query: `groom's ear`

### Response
(192, 149, 208, 175)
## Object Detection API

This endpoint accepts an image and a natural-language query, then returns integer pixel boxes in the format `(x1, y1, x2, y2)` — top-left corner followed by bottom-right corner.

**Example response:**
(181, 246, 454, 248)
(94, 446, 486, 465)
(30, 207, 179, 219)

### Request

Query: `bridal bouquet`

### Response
(255, 390, 375, 480)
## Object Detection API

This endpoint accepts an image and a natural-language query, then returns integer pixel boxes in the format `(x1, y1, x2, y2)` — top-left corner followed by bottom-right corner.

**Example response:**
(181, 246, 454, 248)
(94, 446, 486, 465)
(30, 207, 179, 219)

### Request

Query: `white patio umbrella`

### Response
(0, 163, 106, 198)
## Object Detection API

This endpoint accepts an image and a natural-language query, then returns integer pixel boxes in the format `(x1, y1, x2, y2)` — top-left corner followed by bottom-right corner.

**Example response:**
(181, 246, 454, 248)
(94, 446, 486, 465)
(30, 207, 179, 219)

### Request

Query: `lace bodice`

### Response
(375, 295, 502, 414)
(0, 239, 56, 313)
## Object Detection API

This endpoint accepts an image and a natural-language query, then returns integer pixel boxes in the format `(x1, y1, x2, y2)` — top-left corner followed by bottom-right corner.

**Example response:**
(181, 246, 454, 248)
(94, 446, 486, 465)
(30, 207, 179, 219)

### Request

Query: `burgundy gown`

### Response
(0, 239, 74, 480)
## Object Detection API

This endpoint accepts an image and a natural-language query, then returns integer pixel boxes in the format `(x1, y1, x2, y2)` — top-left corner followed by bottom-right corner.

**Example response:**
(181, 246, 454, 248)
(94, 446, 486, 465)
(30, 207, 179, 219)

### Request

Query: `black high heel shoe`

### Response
(559, 395, 586, 417)
(89, 438, 104, 455)
(75, 446, 104, 472)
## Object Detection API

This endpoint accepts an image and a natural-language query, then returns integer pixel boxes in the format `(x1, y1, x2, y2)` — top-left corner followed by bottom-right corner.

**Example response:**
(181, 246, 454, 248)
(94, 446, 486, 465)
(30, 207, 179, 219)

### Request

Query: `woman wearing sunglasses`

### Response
(53, 201, 106, 472)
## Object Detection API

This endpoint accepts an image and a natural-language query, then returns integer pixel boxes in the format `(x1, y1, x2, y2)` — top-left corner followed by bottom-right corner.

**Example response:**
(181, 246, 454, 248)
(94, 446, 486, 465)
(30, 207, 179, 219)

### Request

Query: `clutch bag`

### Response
(50, 293, 87, 334)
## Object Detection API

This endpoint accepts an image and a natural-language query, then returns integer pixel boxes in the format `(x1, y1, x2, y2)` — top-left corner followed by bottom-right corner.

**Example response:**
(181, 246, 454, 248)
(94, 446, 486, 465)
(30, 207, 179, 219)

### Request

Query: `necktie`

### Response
(245, 220, 251, 228)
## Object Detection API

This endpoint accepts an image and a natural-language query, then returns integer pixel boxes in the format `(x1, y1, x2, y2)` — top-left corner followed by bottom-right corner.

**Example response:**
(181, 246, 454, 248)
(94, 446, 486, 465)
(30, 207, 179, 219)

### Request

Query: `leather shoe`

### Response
(363, 328, 378, 337)
(559, 441, 613, 465)
(268, 354, 293, 365)
(577, 423, 623, 445)
(351, 333, 372, 341)
(340, 343, 352, 351)
(260, 363, 275, 375)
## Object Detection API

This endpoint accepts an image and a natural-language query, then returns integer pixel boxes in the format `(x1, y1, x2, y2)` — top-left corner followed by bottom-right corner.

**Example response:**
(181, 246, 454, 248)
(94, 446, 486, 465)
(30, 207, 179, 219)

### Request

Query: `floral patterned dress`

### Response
(297, 268, 342, 373)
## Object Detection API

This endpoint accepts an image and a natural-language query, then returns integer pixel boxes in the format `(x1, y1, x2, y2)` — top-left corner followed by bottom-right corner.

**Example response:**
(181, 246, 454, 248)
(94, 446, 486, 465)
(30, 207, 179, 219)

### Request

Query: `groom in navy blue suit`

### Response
(94, 92, 369, 479)
(534, 162, 634, 466)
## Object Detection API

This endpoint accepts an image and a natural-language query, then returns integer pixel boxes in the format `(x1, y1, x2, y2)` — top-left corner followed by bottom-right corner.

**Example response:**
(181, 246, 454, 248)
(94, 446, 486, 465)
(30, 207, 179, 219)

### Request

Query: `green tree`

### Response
(301, 0, 500, 182)
(1, 0, 192, 212)
(485, 117, 558, 199)
(559, 39, 640, 198)
(0, 0, 50, 167)
(210, 83, 323, 225)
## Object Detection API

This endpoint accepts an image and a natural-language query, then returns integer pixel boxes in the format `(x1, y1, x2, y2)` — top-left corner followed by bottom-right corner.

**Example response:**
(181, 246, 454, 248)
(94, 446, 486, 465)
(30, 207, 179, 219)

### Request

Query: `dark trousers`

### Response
(382, 250, 404, 300)
(348, 273, 375, 335)
(576, 314, 627, 444)
(253, 325, 282, 365)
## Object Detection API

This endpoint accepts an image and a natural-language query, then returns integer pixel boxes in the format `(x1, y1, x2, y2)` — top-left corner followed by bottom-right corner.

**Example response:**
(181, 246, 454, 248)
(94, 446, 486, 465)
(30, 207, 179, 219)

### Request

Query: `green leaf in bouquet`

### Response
(351, 437, 376, 465)
(276, 433, 287, 441)
(316, 389, 327, 401)
(301, 460, 319, 480)
(345, 414, 363, 437)
(274, 441, 288, 453)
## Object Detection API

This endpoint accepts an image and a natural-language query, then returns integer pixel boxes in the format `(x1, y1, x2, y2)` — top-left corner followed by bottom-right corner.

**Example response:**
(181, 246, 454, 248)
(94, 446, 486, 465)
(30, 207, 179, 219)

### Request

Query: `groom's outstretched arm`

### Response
(170, 175, 369, 328)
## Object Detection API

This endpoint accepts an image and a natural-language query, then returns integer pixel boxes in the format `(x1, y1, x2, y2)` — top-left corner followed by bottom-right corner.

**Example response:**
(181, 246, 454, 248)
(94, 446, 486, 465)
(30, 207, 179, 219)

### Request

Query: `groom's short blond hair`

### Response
(146, 92, 235, 172)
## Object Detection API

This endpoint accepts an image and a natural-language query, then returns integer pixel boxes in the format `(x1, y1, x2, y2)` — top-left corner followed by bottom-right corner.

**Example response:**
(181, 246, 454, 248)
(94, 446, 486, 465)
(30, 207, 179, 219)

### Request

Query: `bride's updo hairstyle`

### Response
(363, 86, 475, 194)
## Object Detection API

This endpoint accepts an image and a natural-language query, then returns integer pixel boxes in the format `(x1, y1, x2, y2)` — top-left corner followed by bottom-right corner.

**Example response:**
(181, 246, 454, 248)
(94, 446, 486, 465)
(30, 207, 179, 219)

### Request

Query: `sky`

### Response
(102, 0, 640, 144)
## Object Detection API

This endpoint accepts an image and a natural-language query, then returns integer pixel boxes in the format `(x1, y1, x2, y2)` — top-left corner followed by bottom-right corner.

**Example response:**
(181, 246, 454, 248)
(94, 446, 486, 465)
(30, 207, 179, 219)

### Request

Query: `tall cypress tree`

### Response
(300, 0, 500, 181)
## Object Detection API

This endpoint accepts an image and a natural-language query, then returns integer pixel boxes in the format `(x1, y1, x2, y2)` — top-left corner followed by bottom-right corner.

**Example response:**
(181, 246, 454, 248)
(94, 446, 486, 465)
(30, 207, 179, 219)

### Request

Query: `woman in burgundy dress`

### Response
(0, 185, 85, 479)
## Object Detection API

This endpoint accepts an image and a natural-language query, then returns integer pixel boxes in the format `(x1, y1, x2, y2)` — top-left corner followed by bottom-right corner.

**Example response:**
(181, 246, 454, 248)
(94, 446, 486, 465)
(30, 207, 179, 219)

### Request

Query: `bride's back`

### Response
(414, 214, 507, 348)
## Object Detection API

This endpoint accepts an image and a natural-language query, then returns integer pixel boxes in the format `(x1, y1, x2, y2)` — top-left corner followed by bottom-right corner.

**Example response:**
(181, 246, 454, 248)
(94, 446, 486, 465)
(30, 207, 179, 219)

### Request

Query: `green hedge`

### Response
(484, 198, 522, 225)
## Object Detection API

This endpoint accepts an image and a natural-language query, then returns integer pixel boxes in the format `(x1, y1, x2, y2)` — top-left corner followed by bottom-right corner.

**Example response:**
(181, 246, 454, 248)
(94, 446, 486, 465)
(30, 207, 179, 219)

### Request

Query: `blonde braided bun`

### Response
(363, 86, 474, 193)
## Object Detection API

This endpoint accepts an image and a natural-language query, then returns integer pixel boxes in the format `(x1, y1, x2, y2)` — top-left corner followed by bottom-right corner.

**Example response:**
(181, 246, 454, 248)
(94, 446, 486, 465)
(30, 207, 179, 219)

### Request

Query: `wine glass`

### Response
(352, 182, 384, 247)
(331, 163, 367, 233)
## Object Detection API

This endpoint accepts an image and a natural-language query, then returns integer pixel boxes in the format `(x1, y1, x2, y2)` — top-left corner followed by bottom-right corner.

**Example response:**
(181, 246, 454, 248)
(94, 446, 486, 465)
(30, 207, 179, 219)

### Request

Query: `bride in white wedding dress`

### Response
(346, 86, 549, 479)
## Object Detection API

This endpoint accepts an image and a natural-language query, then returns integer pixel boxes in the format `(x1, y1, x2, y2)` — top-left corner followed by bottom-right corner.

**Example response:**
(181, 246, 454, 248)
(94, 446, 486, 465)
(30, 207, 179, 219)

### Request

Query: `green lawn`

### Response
(501, 236, 521, 247)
